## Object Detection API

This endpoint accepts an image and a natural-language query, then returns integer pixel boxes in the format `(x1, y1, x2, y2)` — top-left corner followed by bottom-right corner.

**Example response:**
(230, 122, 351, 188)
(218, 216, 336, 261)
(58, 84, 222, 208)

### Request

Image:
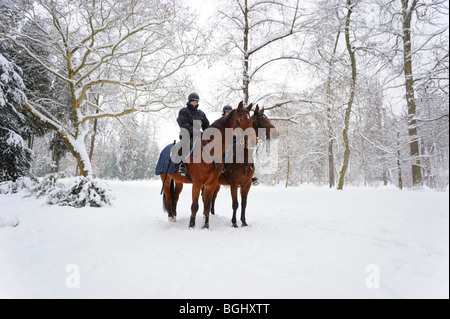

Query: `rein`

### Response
(203, 109, 249, 187)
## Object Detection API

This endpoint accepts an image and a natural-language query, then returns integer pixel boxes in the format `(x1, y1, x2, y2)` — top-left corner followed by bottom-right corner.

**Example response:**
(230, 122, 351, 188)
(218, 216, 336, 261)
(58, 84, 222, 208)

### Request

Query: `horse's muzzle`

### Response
(248, 134, 257, 149)
(268, 127, 279, 140)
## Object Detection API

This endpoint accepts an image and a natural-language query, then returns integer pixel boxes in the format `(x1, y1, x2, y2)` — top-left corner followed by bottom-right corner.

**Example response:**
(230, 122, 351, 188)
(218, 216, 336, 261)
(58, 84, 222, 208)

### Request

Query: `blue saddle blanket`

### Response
(155, 138, 224, 175)
(155, 144, 177, 175)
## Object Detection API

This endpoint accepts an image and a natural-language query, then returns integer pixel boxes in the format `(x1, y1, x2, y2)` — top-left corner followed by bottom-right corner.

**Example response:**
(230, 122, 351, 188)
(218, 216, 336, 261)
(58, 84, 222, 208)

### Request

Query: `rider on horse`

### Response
(222, 105, 233, 117)
(176, 93, 210, 176)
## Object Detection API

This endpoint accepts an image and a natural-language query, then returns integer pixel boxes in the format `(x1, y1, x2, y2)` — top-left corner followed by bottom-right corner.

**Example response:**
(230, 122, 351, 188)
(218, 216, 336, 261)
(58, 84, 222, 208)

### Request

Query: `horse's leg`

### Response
(211, 185, 220, 215)
(190, 184, 201, 229)
(161, 175, 174, 222)
(171, 181, 184, 222)
(240, 180, 252, 227)
(201, 186, 216, 229)
(230, 185, 239, 228)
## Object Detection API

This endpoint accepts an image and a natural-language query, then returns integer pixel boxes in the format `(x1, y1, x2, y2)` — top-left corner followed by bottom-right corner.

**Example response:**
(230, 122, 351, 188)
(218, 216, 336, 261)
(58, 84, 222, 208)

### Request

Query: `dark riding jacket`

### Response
(177, 102, 210, 138)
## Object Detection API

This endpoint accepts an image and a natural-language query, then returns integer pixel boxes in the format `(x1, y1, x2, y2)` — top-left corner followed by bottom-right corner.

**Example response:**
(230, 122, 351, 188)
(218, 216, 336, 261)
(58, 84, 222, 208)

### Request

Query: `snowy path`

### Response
(0, 181, 448, 299)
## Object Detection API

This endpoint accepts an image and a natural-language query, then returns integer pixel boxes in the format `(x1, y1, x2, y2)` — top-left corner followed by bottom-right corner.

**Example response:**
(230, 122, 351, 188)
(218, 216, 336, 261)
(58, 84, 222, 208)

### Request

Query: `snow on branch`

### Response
(359, 132, 396, 156)
(247, 0, 301, 56)
(21, 101, 65, 134)
(80, 108, 137, 123)
(413, 114, 449, 122)
(1, 34, 73, 84)
(264, 98, 332, 111)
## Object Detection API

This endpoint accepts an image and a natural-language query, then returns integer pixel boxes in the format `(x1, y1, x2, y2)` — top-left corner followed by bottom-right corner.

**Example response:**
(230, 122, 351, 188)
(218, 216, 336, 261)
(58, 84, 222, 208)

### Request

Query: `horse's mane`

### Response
(210, 109, 235, 129)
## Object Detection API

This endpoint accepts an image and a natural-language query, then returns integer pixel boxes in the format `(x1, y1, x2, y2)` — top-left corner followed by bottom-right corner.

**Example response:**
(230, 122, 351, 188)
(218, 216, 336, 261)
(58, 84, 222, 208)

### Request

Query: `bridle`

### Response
(253, 113, 275, 140)
(234, 109, 258, 147)
(234, 108, 250, 129)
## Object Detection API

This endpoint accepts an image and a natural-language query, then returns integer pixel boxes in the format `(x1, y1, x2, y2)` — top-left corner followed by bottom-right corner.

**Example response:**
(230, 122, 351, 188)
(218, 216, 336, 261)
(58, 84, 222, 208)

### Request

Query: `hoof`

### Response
(202, 224, 209, 230)
(232, 223, 238, 228)
(189, 217, 196, 229)
(241, 221, 248, 227)
(168, 217, 177, 223)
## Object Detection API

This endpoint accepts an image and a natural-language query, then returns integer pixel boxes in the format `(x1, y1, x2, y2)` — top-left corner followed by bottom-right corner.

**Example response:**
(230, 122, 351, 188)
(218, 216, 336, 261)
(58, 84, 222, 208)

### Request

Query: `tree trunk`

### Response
(51, 136, 58, 174)
(61, 132, 92, 177)
(71, 148, 91, 177)
(243, 0, 250, 105)
(326, 30, 341, 188)
(361, 135, 367, 187)
(401, 0, 422, 186)
(337, 0, 357, 191)
(397, 132, 403, 190)
(397, 153, 403, 190)
(383, 170, 388, 186)
(27, 135, 34, 150)
(121, 159, 125, 182)
(89, 93, 101, 162)
(286, 152, 290, 188)
(328, 131, 335, 188)
(89, 111, 99, 162)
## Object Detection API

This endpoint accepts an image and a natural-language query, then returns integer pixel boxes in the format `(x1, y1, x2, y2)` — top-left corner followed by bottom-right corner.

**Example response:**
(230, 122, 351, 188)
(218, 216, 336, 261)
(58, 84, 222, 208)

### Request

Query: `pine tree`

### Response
(0, 53, 33, 182)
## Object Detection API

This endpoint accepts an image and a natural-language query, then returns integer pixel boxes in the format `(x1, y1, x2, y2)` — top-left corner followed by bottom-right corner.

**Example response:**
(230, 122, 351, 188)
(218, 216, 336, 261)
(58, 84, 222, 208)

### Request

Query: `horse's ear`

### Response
(255, 105, 260, 114)
(246, 103, 253, 112)
(261, 107, 265, 114)
(238, 101, 244, 110)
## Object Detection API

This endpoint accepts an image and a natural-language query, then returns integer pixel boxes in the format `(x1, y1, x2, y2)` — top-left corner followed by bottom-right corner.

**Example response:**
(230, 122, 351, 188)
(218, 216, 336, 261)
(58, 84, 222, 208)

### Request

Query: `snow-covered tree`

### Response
(0, 53, 33, 182)
(97, 116, 160, 181)
(367, 0, 449, 187)
(1, 0, 202, 177)
(415, 83, 449, 190)
(215, 0, 305, 105)
(336, 0, 359, 190)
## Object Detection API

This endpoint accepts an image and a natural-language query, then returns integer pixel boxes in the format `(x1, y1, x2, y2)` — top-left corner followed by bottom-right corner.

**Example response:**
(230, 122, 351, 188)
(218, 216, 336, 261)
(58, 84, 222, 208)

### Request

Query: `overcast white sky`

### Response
(154, 0, 422, 148)
(154, 0, 223, 146)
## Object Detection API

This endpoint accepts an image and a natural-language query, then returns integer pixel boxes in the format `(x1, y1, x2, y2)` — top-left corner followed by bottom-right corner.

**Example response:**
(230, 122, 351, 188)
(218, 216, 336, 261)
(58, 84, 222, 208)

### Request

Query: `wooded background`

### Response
(1, 0, 448, 190)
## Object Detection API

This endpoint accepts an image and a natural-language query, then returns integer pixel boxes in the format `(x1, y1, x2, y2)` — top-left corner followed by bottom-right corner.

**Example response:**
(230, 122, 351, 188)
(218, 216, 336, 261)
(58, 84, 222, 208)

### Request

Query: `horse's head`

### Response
(252, 105, 279, 140)
(233, 101, 257, 148)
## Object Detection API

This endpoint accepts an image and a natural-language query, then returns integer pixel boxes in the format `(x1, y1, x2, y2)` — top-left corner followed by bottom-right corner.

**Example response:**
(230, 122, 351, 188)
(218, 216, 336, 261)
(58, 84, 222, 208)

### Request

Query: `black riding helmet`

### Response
(222, 105, 232, 115)
(188, 92, 200, 103)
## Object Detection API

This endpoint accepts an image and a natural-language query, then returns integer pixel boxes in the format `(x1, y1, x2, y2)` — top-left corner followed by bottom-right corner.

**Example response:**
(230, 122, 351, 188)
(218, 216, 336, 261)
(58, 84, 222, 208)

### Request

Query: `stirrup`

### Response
(179, 163, 187, 177)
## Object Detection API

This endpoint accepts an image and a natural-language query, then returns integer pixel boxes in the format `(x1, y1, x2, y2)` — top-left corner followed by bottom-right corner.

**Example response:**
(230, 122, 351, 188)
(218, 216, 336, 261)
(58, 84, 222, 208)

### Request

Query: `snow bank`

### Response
(0, 215, 19, 228)
(0, 181, 448, 298)
(0, 177, 34, 195)
(35, 175, 114, 208)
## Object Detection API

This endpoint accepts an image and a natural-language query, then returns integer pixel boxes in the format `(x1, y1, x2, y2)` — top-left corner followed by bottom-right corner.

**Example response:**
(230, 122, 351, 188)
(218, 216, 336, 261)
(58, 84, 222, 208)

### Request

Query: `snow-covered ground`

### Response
(0, 181, 448, 299)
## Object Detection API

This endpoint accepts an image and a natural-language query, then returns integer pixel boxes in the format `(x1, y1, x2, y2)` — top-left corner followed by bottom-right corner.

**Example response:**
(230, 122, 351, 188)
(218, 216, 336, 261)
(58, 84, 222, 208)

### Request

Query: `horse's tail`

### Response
(162, 178, 176, 213)
(162, 193, 169, 213)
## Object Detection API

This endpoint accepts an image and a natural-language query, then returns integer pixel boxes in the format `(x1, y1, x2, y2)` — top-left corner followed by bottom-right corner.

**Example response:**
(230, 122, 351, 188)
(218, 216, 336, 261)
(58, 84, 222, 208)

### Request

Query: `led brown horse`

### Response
(208, 105, 279, 227)
(160, 102, 256, 229)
